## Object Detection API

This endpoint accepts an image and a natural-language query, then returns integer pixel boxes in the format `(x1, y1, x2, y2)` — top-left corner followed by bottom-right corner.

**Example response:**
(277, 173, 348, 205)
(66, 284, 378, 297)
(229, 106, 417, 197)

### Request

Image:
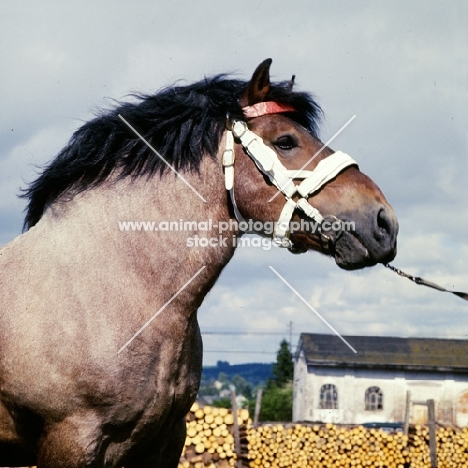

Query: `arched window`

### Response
(365, 386, 383, 410)
(319, 384, 338, 409)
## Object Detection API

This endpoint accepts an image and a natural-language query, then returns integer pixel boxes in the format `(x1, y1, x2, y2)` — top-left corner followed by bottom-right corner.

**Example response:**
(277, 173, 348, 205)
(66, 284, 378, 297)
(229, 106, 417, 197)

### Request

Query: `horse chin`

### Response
(289, 231, 376, 270)
(332, 231, 373, 271)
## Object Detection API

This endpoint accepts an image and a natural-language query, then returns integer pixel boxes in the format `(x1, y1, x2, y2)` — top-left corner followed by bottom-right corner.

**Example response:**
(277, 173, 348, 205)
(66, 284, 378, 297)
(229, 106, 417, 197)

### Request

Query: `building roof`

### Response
(297, 333, 468, 373)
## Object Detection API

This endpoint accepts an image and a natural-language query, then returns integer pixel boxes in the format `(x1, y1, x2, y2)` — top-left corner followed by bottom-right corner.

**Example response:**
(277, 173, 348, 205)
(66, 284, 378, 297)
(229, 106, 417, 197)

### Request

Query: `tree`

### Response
(255, 382, 293, 421)
(250, 339, 294, 422)
(212, 397, 232, 409)
(231, 374, 252, 399)
(272, 339, 293, 387)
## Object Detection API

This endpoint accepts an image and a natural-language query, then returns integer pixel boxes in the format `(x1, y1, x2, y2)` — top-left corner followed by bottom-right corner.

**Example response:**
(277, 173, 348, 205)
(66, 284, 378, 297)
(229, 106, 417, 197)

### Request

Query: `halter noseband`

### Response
(222, 102, 357, 252)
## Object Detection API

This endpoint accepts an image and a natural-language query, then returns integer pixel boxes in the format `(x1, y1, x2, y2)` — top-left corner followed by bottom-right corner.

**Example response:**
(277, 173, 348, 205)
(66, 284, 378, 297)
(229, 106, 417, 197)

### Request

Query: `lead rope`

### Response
(384, 264, 468, 301)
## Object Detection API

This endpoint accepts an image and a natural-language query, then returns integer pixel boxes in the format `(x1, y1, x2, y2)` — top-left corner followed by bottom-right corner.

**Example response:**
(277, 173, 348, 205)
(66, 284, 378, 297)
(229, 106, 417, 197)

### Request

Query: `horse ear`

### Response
(240, 58, 273, 107)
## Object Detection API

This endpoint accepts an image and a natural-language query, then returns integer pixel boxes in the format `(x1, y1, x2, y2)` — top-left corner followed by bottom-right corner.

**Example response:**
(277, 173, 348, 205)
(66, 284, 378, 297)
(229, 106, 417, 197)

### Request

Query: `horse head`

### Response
(228, 59, 398, 270)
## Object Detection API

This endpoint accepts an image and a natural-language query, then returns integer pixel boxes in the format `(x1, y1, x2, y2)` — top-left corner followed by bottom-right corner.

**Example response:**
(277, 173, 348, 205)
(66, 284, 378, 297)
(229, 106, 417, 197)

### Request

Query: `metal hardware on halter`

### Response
(221, 105, 358, 251)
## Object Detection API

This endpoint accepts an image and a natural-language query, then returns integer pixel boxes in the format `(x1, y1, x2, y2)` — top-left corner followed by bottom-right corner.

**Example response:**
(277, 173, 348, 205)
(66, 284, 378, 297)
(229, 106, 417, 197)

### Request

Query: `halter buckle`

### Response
(222, 149, 235, 167)
(231, 120, 248, 139)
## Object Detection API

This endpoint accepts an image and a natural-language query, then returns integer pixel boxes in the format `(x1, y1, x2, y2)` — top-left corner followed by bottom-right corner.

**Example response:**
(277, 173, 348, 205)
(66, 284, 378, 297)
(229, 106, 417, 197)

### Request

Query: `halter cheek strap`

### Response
(222, 129, 248, 227)
(222, 102, 357, 250)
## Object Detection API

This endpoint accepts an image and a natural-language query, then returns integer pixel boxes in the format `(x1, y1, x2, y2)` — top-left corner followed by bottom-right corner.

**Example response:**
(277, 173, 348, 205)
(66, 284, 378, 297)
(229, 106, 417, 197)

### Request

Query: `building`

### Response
(293, 333, 468, 427)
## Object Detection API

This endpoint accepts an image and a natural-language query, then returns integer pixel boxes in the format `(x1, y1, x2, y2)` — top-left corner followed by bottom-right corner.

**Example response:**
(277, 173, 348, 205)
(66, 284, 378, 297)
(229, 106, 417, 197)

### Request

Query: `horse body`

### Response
(0, 59, 398, 467)
(0, 154, 235, 466)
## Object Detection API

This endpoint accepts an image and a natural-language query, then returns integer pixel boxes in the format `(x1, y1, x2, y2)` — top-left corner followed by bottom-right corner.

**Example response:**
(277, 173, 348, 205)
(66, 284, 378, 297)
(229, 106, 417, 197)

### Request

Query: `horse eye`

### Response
(274, 135, 297, 151)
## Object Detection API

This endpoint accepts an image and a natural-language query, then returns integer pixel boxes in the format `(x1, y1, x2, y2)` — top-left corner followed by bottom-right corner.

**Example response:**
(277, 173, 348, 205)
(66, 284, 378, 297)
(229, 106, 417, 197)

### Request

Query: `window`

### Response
(365, 386, 383, 410)
(319, 384, 338, 409)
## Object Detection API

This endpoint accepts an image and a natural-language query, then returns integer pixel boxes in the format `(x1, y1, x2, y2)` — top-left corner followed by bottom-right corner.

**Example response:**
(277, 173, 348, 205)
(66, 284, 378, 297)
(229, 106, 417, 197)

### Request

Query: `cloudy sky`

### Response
(1, 1, 467, 365)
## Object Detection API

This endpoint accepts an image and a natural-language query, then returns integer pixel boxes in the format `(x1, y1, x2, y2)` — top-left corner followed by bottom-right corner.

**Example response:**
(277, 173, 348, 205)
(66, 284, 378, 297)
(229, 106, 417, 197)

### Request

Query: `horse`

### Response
(0, 59, 398, 467)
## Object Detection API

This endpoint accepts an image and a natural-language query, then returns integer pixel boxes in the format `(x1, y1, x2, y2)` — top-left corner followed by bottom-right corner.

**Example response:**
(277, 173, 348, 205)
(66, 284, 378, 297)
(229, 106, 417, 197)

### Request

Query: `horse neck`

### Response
(37, 154, 236, 316)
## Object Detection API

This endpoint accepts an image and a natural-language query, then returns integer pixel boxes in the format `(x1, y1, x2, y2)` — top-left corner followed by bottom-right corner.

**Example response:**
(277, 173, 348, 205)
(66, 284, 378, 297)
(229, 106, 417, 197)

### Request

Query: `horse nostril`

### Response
(376, 207, 394, 239)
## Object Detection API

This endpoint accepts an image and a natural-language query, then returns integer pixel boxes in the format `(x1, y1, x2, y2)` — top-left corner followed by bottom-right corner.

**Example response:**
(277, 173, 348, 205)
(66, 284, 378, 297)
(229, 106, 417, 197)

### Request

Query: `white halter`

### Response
(222, 103, 357, 250)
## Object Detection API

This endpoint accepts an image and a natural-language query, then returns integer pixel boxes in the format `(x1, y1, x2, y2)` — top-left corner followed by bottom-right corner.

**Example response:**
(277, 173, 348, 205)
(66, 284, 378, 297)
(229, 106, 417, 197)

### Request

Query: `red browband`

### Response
(242, 101, 296, 119)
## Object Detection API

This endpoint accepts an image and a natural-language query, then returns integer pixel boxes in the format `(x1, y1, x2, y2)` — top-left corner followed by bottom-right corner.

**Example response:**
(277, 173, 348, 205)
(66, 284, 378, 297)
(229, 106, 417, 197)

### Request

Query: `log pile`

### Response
(244, 423, 410, 468)
(408, 424, 468, 468)
(178, 405, 468, 468)
(178, 402, 250, 468)
(245, 422, 468, 468)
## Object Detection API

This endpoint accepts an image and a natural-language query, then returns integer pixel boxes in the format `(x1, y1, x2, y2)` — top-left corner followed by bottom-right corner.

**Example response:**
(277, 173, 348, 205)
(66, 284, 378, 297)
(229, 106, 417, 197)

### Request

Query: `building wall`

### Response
(293, 361, 468, 426)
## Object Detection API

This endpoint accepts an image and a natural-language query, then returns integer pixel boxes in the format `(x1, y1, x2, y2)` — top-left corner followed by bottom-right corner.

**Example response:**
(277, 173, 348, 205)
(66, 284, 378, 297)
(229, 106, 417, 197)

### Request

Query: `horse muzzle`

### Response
(331, 205, 398, 270)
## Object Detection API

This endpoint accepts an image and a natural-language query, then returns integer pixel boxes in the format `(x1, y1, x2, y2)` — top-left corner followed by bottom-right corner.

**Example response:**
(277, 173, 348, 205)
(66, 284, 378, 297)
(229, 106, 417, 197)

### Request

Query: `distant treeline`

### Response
(201, 361, 273, 387)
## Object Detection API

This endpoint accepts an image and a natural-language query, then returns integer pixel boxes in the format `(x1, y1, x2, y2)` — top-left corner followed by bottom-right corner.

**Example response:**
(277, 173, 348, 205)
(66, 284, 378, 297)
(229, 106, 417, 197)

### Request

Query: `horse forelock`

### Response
(21, 75, 322, 231)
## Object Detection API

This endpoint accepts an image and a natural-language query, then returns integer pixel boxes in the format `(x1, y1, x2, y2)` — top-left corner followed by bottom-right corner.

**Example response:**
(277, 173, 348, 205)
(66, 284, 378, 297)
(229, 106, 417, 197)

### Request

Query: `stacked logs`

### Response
(178, 402, 250, 468)
(244, 423, 410, 468)
(245, 423, 468, 468)
(178, 405, 468, 468)
(408, 424, 468, 468)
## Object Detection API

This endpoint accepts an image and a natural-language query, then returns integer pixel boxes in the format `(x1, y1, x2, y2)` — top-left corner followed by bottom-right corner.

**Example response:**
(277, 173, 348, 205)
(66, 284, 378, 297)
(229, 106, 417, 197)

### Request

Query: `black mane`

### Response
(22, 75, 322, 230)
